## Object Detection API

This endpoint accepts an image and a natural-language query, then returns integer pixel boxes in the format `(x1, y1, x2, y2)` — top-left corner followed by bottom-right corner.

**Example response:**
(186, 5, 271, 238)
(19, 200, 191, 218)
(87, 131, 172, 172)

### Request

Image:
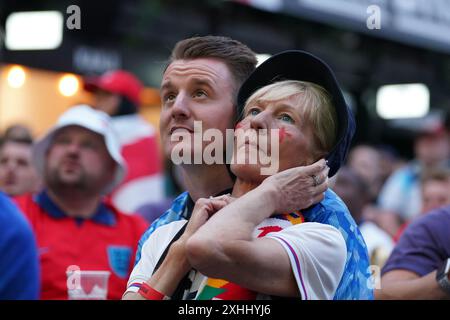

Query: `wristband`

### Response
(138, 282, 170, 300)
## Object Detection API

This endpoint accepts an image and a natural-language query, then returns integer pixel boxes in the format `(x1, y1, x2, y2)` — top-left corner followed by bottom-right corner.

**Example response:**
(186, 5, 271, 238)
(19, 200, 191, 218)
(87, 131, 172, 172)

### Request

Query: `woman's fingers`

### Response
(193, 196, 233, 219)
(313, 167, 330, 188)
(260, 158, 331, 213)
(185, 196, 233, 237)
(312, 193, 325, 205)
(315, 177, 328, 195)
(209, 196, 234, 212)
(300, 159, 328, 176)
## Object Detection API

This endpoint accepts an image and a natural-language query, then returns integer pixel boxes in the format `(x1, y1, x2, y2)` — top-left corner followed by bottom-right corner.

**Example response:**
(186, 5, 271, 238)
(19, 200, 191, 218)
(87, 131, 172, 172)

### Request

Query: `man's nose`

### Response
(65, 141, 81, 155)
(171, 93, 191, 120)
(4, 161, 17, 171)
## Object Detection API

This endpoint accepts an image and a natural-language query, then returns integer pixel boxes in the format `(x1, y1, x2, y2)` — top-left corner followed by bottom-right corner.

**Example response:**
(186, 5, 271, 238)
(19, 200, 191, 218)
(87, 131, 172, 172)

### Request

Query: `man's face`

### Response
(415, 133, 450, 167)
(421, 179, 450, 214)
(93, 89, 121, 116)
(332, 168, 367, 220)
(159, 58, 235, 162)
(0, 141, 40, 196)
(348, 146, 381, 185)
(45, 126, 115, 193)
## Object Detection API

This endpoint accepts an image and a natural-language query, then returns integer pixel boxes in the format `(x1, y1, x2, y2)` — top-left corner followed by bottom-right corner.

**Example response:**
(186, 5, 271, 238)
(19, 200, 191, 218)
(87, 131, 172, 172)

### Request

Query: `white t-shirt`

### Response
(110, 114, 164, 214)
(359, 221, 394, 266)
(126, 218, 347, 300)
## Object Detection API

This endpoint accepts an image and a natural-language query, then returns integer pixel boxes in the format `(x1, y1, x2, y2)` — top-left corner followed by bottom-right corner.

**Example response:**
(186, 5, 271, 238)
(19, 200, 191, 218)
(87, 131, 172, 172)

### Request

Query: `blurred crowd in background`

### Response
(3, 100, 450, 268)
(1, 0, 450, 300)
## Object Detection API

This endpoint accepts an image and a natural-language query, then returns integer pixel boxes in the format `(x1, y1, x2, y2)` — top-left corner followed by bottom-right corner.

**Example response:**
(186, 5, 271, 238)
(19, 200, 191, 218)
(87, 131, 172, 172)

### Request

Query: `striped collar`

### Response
(34, 190, 116, 226)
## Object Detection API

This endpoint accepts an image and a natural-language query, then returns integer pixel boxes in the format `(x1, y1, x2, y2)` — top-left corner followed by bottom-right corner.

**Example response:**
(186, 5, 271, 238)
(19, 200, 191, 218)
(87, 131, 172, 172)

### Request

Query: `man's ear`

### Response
(110, 161, 118, 178)
(44, 144, 52, 160)
(105, 162, 119, 189)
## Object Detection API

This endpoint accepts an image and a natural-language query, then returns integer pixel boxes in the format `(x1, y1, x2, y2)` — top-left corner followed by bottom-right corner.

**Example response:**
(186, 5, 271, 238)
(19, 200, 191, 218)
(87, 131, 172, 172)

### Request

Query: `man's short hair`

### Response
(169, 35, 257, 99)
(420, 167, 450, 185)
(3, 124, 33, 143)
(0, 137, 33, 154)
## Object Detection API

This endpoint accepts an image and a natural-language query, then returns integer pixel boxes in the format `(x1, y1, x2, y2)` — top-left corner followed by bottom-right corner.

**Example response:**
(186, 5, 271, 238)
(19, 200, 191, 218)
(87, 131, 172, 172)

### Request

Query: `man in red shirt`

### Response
(14, 105, 148, 300)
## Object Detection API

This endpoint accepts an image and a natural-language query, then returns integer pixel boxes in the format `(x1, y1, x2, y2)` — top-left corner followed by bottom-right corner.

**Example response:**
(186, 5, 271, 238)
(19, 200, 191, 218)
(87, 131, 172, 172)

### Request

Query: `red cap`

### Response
(417, 123, 447, 138)
(84, 70, 143, 106)
(414, 115, 448, 139)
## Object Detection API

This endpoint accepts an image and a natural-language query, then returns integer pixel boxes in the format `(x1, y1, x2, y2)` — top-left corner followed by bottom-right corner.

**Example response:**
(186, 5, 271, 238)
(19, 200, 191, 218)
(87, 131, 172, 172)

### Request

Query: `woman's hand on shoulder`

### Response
(260, 159, 329, 213)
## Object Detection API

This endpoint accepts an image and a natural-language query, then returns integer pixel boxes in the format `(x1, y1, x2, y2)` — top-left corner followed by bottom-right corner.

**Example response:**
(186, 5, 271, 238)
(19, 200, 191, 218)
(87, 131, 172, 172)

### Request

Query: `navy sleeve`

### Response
(0, 193, 40, 300)
(382, 210, 448, 277)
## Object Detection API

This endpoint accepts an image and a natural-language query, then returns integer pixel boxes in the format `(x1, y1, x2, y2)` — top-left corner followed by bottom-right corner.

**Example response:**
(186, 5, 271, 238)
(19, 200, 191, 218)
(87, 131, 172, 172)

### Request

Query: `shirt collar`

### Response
(184, 188, 233, 219)
(35, 190, 116, 226)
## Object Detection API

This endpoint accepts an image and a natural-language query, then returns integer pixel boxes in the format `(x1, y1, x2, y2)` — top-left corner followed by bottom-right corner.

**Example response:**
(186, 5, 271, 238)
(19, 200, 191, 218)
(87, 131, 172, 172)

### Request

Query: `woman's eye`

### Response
(248, 108, 261, 116)
(279, 114, 294, 123)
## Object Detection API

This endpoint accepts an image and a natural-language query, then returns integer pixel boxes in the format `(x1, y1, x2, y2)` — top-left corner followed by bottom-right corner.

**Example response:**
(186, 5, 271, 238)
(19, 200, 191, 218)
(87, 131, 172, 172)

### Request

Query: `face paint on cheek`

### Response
(235, 121, 243, 129)
(278, 127, 293, 143)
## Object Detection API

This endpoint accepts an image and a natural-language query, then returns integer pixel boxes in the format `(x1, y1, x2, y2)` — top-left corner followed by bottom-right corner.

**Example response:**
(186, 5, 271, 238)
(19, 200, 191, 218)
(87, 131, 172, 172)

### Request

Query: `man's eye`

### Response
(82, 141, 97, 149)
(193, 90, 207, 98)
(162, 92, 176, 103)
(54, 137, 70, 145)
(279, 114, 294, 124)
(17, 159, 28, 167)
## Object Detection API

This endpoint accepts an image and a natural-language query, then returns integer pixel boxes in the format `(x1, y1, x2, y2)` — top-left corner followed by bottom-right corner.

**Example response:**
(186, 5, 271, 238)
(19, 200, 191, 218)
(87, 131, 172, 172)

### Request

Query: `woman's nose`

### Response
(249, 111, 270, 131)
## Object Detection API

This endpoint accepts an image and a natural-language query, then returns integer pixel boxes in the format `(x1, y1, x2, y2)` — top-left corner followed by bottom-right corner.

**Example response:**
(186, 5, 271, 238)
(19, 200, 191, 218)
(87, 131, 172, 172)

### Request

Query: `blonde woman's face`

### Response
(231, 94, 315, 181)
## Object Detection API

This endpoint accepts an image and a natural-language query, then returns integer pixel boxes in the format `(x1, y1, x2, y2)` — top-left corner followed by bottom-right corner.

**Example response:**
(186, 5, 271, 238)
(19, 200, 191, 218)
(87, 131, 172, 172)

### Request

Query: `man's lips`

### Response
(169, 126, 194, 135)
(60, 160, 81, 171)
(4, 176, 16, 185)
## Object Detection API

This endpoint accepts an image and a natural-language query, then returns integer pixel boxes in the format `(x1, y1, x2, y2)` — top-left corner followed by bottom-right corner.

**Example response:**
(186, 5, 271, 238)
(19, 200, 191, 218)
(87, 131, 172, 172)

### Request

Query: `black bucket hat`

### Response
(237, 50, 355, 177)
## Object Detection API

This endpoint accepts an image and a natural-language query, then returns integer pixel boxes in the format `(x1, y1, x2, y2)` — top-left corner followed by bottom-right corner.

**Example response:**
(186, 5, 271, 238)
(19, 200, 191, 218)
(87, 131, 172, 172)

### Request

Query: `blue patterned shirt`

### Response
(301, 189, 374, 300)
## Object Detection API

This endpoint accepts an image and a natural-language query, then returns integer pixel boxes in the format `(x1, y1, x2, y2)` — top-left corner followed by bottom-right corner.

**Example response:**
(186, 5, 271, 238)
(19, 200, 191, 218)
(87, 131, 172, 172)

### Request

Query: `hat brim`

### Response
(237, 50, 355, 177)
(83, 78, 104, 93)
(83, 78, 141, 105)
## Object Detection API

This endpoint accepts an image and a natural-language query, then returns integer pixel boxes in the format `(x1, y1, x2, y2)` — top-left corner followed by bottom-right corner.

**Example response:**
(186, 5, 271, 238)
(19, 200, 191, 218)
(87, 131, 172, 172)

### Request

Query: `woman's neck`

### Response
(181, 164, 234, 202)
(231, 178, 261, 198)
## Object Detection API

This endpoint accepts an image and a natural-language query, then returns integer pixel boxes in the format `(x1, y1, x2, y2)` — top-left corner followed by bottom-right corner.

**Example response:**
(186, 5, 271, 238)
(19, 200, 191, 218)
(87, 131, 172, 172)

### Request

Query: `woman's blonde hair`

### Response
(243, 80, 337, 160)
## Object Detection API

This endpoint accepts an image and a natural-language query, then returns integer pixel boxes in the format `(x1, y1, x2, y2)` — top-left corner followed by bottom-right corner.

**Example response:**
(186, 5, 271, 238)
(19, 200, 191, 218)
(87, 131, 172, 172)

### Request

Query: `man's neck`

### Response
(46, 188, 102, 219)
(181, 164, 234, 202)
